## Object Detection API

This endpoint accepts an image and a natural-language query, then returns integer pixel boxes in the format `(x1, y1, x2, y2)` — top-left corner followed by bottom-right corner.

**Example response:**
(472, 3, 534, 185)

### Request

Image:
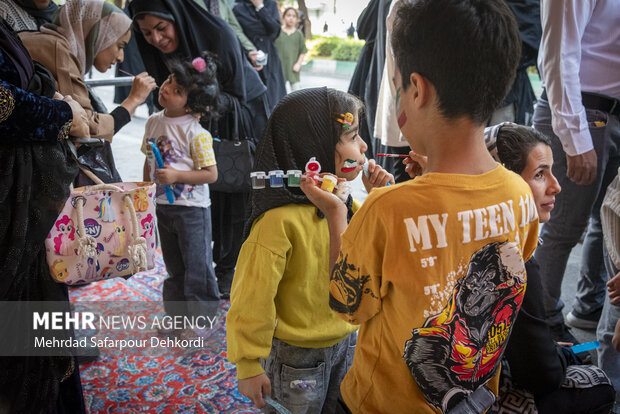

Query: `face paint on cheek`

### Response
(395, 87, 401, 114)
(341, 159, 357, 173)
(398, 111, 407, 129)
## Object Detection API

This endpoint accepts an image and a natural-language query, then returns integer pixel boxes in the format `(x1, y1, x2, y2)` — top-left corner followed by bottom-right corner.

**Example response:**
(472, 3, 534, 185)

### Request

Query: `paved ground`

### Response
(88, 66, 598, 348)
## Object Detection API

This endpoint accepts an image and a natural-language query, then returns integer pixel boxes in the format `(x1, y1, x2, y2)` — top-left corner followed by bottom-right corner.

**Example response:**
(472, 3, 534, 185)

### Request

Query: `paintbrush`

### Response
(376, 153, 409, 158)
(118, 69, 159, 88)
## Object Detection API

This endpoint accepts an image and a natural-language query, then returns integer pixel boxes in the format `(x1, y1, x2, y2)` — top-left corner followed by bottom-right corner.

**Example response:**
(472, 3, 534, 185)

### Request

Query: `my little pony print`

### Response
(98, 190, 116, 222)
(53, 215, 75, 256)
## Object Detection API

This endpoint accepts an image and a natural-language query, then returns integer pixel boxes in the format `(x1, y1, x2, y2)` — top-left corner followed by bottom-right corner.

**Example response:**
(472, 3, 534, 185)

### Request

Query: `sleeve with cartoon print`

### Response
(330, 194, 385, 325)
(140, 116, 154, 155)
(190, 130, 217, 169)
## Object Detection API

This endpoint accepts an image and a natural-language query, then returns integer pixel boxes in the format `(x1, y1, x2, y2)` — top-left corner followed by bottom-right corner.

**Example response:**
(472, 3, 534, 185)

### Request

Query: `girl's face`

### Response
(137, 14, 179, 54)
(94, 30, 131, 72)
(283, 10, 298, 27)
(520, 143, 561, 223)
(158, 75, 188, 116)
(335, 114, 367, 181)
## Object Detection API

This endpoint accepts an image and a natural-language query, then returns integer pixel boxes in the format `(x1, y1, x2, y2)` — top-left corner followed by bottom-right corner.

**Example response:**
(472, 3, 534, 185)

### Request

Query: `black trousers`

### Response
(210, 191, 250, 293)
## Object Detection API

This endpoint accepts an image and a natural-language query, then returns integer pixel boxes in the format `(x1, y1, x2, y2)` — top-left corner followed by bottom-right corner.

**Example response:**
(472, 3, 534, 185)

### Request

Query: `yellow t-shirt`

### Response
(227, 203, 359, 380)
(333, 165, 539, 413)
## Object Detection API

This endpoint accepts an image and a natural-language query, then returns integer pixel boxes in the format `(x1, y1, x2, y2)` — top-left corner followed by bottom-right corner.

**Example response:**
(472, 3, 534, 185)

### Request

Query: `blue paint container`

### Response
(269, 170, 285, 188)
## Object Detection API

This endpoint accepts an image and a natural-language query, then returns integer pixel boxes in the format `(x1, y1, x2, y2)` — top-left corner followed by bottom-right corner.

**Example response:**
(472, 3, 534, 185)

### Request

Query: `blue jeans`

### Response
(156, 205, 220, 319)
(598, 251, 620, 413)
(262, 334, 357, 414)
(533, 98, 620, 327)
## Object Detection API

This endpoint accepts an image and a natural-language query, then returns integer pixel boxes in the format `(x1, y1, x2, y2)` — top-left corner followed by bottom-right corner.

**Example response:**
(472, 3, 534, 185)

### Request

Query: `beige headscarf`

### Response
(42, 0, 131, 75)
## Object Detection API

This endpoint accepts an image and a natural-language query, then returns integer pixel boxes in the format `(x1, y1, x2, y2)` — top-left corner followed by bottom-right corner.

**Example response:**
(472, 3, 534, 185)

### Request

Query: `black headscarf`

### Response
(15, 0, 58, 28)
(0, 19, 33, 90)
(129, 0, 247, 101)
(245, 87, 357, 237)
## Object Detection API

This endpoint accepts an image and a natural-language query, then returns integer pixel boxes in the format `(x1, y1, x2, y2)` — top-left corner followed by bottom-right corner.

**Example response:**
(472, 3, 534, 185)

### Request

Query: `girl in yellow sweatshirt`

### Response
(227, 87, 394, 412)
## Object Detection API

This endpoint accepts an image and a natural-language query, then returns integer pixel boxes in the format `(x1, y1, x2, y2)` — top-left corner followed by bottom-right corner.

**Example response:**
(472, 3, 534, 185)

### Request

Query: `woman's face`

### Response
(136, 15, 179, 54)
(520, 143, 561, 223)
(93, 30, 131, 72)
(335, 114, 367, 181)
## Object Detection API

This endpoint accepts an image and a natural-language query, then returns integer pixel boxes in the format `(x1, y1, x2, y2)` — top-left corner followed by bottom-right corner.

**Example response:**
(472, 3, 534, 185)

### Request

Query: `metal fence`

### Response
(84, 76, 134, 87)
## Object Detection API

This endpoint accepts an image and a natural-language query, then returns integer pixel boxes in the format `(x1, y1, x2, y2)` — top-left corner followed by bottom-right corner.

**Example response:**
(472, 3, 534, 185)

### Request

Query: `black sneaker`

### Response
(549, 322, 580, 345)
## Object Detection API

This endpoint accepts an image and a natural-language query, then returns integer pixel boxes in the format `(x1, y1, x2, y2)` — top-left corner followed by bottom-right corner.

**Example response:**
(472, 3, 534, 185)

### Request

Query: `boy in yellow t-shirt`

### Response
(300, 1, 540, 413)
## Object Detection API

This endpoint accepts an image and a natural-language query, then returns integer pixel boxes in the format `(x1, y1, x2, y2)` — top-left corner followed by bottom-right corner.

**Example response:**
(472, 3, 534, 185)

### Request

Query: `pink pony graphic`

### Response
(53, 215, 75, 255)
(141, 214, 154, 240)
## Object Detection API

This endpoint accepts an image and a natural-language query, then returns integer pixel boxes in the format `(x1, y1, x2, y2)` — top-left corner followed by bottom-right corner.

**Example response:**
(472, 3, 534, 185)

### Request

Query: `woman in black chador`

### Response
(130, 0, 269, 299)
(233, 0, 286, 110)
(0, 18, 86, 414)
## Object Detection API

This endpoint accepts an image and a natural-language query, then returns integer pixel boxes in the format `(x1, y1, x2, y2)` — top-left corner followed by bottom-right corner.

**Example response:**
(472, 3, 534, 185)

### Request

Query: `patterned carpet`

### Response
(69, 252, 258, 413)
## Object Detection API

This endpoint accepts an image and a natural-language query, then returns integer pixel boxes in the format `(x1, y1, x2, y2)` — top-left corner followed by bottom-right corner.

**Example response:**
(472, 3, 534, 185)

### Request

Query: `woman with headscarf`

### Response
(19, 0, 156, 143)
(0, 16, 89, 413)
(0, 0, 58, 32)
(129, 0, 269, 298)
(233, 0, 286, 110)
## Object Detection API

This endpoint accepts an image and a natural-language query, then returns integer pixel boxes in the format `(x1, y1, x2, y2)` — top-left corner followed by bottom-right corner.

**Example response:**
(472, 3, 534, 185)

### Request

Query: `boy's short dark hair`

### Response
(392, 0, 521, 124)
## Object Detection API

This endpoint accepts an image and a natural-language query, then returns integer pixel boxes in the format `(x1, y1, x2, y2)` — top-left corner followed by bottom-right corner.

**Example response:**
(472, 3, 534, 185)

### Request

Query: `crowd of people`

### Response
(0, 0, 619, 413)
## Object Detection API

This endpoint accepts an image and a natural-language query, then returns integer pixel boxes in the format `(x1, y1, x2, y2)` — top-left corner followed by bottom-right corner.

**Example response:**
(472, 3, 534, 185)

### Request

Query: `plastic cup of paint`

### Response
(321, 175, 338, 192)
(305, 172, 320, 186)
(334, 181, 351, 202)
(287, 170, 302, 187)
(250, 171, 267, 189)
(305, 157, 321, 174)
(269, 170, 285, 188)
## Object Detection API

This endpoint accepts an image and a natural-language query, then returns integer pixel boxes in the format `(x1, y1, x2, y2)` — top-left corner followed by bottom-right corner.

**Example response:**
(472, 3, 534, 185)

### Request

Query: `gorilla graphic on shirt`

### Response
(403, 241, 526, 413)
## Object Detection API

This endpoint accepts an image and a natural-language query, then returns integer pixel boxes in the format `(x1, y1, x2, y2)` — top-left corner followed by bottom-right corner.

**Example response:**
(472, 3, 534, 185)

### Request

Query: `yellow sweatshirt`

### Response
(227, 203, 359, 379)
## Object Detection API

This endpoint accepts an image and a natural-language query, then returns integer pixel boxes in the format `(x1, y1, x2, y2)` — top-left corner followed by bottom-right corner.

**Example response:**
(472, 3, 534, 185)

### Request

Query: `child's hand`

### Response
(293, 62, 302, 72)
(403, 150, 427, 179)
(362, 159, 395, 192)
(607, 271, 620, 304)
(238, 373, 271, 409)
(155, 165, 178, 185)
(300, 174, 347, 217)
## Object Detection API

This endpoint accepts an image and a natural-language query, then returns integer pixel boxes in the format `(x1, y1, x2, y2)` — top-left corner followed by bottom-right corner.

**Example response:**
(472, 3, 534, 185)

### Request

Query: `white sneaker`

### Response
(566, 310, 601, 330)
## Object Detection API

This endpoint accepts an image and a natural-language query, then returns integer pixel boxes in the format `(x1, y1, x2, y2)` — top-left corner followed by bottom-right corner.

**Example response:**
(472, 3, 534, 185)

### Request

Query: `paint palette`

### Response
(249, 157, 350, 201)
